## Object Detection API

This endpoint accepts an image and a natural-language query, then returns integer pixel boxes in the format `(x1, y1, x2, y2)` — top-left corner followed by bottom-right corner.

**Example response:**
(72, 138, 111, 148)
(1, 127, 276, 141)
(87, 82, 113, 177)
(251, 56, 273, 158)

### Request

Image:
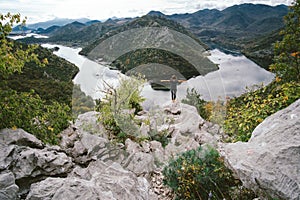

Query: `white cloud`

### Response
(0, 0, 293, 23)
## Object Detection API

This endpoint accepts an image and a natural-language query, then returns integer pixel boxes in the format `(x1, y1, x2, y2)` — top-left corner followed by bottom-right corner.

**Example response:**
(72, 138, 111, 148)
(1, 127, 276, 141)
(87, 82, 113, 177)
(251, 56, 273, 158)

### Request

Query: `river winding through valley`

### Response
(42, 44, 274, 109)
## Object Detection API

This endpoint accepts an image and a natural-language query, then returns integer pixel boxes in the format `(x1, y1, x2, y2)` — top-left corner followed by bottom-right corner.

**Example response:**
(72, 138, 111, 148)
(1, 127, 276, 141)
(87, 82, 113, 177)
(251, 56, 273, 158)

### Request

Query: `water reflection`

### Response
(42, 44, 274, 107)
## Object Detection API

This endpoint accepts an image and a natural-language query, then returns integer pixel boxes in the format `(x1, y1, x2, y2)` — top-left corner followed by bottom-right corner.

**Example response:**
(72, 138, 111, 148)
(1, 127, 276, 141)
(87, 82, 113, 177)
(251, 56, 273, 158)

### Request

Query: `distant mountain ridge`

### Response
(18, 3, 289, 69)
(46, 21, 86, 37)
(166, 4, 288, 40)
(165, 3, 288, 68)
(27, 18, 93, 29)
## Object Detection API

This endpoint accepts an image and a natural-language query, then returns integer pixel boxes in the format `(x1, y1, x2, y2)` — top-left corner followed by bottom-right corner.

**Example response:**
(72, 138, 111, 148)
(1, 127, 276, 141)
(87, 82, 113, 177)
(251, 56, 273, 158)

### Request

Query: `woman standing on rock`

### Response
(161, 75, 186, 102)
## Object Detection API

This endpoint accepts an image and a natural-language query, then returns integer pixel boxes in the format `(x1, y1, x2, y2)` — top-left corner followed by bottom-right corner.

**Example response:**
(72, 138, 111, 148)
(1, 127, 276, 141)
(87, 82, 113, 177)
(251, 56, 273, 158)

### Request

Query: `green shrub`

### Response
(0, 89, 71, 144)
(0, 13, 44, 77)
(224, 81, 300, 142)
(95, 99, 122, 136)
(205, 99, 227, 125)
(182, 88, 227, 125)
(149, 129, 170, 148)
(163, 146, 255, 200)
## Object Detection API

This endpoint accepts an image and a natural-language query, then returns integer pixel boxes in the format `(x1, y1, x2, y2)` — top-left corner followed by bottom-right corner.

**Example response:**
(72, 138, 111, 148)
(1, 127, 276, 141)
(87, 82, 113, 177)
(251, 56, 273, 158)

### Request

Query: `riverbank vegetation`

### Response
(0, 14, 80, 144)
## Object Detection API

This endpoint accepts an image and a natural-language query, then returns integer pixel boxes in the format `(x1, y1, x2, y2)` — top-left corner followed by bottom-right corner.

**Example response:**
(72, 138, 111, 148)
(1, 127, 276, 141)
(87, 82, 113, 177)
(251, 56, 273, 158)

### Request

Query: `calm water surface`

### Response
(42, 44, 274, 108)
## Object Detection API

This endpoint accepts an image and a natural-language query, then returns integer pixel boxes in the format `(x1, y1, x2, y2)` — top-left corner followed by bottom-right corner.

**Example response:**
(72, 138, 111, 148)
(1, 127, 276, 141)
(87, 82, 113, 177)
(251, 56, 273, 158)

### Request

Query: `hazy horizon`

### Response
(0, 0, 293, 24)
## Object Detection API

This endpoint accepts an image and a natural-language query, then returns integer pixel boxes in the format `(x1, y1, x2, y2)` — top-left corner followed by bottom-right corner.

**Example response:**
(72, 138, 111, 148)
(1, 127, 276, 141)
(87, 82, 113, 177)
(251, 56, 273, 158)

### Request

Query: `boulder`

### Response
(0, 128, 43, 149)
(194, 131, 218, 147)
(0, 129, 74, 197)
(165, 135, 200, 158)
(11, 147, 73, 180)
(163, 101, 181, 115)
(0, 144, 15, 170)
(220, 99, 300, 199)
(0, 171, 19, 200)
(149, 141, 167, 167)
(71, 131, 108, 164)
(125, 138, 142, 155)
(75, 111, 107, 137)
(123, 139, 157, 175)
(26, 160, 158, 200)
(140, 122, 150, 138)
(59, 126, 80, 150)
(171, 103, 205, 135)
(124, 152, 156, 176)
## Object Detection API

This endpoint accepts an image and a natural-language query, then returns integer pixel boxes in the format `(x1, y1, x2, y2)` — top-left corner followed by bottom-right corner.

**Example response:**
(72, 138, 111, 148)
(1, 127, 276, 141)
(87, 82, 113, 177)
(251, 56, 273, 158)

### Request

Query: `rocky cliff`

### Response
(1, 100, 299, 199)
(0, 103, 223, 199)
(220, 99, 300, 199)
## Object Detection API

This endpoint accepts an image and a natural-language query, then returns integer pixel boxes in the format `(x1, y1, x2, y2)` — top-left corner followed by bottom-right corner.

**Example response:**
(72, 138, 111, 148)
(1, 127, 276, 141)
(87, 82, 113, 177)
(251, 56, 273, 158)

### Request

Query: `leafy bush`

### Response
(224, 81, 300, 142)
(0, 45, 79, 106)
(224, 1, 300, 142)
(149, 129, 170, 148)
(163, 146, 255, 200)
(0, 89, 71, 144)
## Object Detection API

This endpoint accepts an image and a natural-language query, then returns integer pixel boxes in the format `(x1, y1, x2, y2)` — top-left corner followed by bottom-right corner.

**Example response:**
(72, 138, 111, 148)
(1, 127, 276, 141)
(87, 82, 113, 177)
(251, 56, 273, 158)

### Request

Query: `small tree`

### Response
(0, 12, 44, 77)
(270, 0, 300, 82)
(96, 75, 145, 140)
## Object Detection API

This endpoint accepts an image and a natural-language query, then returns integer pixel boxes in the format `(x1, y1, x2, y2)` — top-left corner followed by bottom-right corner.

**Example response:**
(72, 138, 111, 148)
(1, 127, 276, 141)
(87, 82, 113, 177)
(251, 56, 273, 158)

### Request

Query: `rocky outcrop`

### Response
(0, 128, 158, 199)
(220, 99, 300, 200)
(0, 102, 221, 199)
(0, 128, 44, 149)
(0, 171, 19, 200)
(26, 160, 156, 200)
(0, 129, 74, 199)
(74, 111, 108, 137)
(1, 99, 298, 199)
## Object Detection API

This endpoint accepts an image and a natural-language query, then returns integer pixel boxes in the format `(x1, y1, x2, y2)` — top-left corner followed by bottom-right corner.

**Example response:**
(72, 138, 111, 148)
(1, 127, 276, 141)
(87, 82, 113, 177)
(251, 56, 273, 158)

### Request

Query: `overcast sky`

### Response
(0, 0, 293, 24)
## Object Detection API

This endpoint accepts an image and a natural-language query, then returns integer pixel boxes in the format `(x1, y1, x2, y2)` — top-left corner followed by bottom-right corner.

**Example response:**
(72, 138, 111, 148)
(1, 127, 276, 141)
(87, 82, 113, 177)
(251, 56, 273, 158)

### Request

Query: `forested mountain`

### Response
(0, 41, 79, 106)
(165, 4, 288, 68)
(167, 4, 287, 38)
(18, 3, 288, 69)
(242, 30, 284, 69)
(79, 15, 218, 86)
(20, 18, 132, 46)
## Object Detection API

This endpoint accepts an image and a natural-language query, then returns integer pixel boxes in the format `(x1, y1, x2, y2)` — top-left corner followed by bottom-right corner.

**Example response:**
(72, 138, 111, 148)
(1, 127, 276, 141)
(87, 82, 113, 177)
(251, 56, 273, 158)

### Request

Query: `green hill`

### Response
(242, 29, 283, 69)
(168, 4, 288, 52)
(0, 42, 79, 106)
(19, 19, 128, 46)
(80, 15, 217, 85)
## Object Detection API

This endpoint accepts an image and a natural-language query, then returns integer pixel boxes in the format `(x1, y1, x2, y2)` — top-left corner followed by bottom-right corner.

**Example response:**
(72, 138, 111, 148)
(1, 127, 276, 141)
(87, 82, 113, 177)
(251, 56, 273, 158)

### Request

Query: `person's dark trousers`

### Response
(171, 90, 176, 100)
